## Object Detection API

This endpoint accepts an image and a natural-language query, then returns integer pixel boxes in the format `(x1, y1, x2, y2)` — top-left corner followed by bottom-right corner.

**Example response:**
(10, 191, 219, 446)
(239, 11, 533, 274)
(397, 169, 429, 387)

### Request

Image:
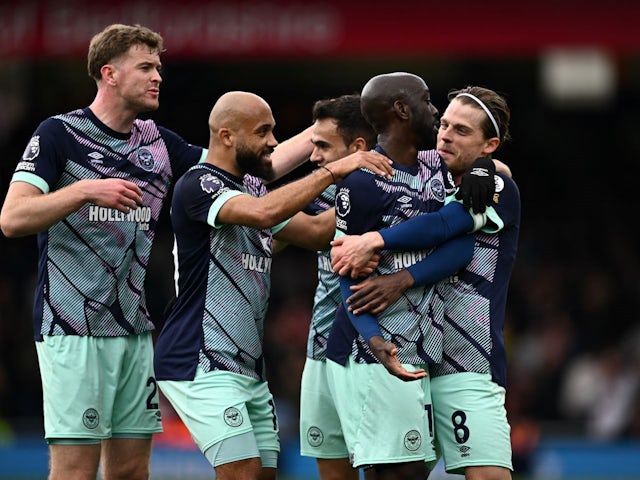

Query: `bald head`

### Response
(361, 72, 429, 133)
(209, 91, 273, 133)
(205, 91, 278, 180)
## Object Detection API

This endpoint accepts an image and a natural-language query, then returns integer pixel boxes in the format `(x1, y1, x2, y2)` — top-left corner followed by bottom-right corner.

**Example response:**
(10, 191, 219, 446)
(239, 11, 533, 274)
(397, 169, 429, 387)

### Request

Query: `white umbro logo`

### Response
(397, 195, 412, 206)
(88, 152, 104, 164)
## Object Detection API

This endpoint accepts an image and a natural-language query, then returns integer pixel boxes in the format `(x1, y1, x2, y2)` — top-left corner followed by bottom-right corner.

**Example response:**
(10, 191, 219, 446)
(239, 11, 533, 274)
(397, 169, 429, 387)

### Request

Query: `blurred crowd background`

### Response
(1, 0, 640, 478)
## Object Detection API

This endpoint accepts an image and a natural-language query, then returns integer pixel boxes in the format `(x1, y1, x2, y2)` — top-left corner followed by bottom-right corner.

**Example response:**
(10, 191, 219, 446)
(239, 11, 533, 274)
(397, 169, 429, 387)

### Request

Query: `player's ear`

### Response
(393, 100, 410, 120)
(101, 64, 117, 86)
(218, 127, 234, 147)
(482, 137, 500, 155)
(350, 137, 368, 152)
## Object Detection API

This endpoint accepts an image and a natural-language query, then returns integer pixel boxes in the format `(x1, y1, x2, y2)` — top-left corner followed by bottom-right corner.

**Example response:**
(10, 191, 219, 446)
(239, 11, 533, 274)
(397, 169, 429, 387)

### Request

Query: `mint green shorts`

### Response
(431, 372, 513, 474)
(35, 333, 162, 443)
(158, 369, 280, 464)
(299, 358, 348, 459)
(326, 358, 435, 468)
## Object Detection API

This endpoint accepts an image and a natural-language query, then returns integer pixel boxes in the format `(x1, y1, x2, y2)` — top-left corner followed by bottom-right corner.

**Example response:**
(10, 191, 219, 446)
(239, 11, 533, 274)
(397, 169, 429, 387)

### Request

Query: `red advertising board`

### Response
(1, 0, 639, 59)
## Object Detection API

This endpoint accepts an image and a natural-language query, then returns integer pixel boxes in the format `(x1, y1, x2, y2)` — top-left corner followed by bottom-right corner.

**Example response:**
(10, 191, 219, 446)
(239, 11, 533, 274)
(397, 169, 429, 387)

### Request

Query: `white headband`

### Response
(456, 93, 500, 139)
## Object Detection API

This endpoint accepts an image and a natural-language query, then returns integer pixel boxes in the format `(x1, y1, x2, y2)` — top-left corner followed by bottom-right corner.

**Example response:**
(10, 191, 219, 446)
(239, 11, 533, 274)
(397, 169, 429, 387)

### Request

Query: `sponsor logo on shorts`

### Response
(459, 444, 471, 458)
(404, 429, 422, 451)
(224, 407, 243, 427)
(306, 426, 324, 447)
(83, 408, 99, 429)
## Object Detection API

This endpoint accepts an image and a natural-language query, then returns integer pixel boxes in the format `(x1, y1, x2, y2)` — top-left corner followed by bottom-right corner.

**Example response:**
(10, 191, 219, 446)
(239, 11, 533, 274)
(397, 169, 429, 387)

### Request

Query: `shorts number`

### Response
(451, 410, 470, 444)
(424, 403, 434, 437)
(146, 376, 159, 410)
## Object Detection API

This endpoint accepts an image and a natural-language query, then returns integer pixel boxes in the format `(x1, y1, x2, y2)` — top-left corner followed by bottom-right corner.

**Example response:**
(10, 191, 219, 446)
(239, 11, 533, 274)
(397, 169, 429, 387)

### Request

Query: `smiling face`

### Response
(310, 118, 356, 167)
(234, 103, 278, 181)
(436, 98, 498, 181)
(235, 136, 276, 181)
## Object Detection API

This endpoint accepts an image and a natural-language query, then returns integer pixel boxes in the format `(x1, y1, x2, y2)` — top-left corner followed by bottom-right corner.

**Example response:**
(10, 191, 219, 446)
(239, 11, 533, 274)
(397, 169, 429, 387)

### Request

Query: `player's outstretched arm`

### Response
(331, 201, 482, 279)
(217, 150, 392, 229)
(275, 208, 336, 251)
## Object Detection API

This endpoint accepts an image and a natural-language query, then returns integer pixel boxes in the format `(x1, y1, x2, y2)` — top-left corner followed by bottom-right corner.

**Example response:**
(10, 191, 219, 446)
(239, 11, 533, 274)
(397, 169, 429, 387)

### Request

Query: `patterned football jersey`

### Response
(303, 185, 339, 361)
(154, 163, 275, 381)
(431, 173, 520, 387)
(327, 146, 455, 365)
(10, 108, 203, 340)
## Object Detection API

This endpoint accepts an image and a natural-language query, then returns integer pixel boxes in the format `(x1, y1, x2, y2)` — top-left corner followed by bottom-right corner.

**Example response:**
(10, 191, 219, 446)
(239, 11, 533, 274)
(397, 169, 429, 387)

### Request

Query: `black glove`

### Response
(455, 156, 496, 213)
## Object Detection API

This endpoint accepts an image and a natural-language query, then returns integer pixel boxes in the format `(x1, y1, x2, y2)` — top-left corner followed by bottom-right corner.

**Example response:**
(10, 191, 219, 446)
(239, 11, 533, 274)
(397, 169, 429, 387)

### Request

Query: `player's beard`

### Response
(415, 118, 438, 150)
(236, 144, 275, 181)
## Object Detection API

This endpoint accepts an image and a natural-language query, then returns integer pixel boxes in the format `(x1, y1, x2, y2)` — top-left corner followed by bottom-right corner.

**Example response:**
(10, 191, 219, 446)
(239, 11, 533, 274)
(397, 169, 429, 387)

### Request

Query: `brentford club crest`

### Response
(136, 147, 155, 171)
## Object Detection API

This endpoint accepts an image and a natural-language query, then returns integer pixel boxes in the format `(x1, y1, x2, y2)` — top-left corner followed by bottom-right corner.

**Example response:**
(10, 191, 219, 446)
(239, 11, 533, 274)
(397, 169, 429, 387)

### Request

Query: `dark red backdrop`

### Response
(1, 0, 639, 59)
